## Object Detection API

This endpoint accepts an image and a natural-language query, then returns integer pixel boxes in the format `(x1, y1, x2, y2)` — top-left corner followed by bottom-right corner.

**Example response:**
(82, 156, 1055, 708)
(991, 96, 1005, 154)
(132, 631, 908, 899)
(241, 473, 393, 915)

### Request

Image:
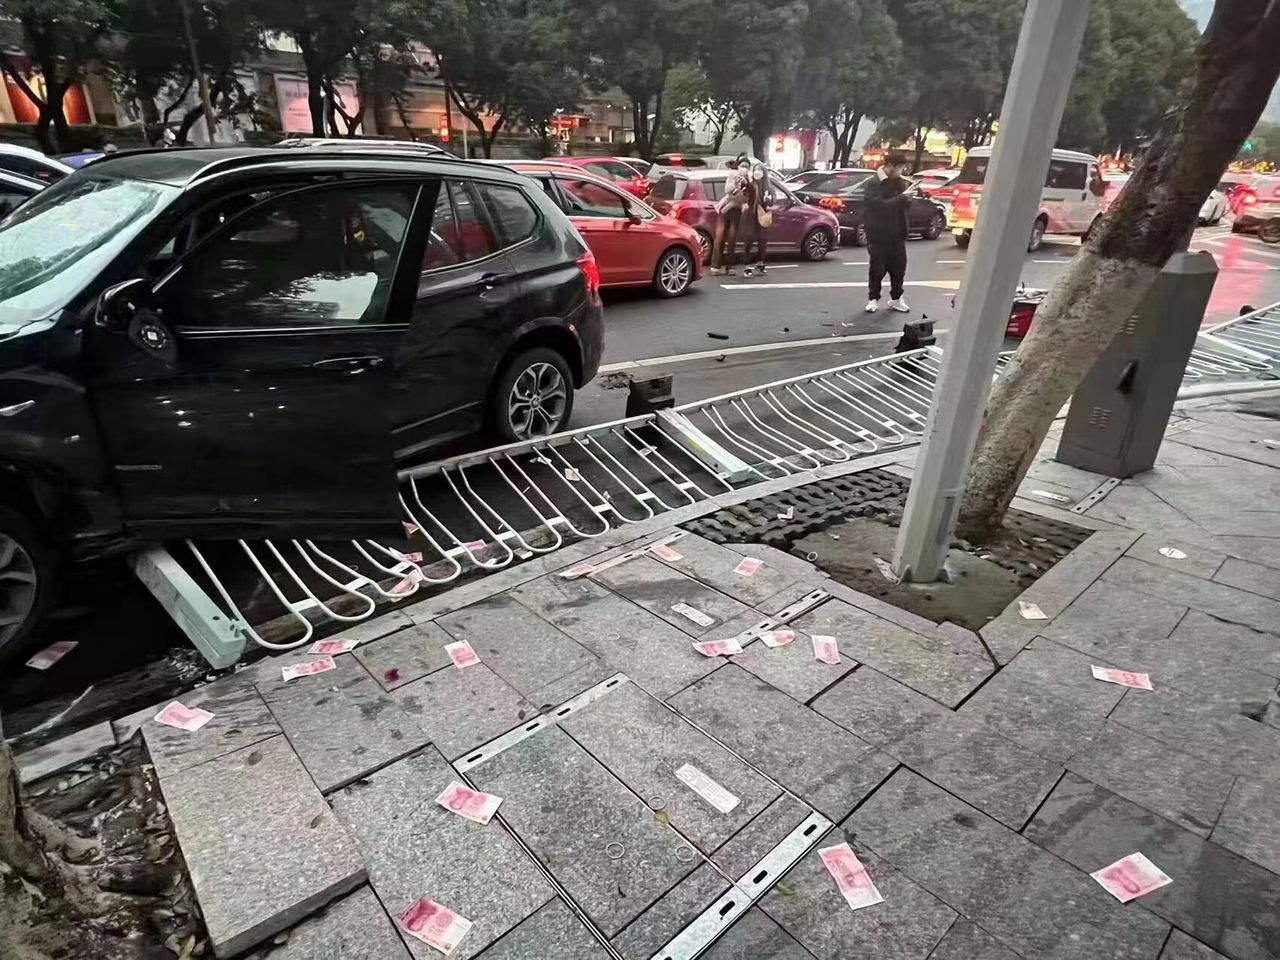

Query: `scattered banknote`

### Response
(281, 657, 336, 682)
(445, 640, 480, 668)
(650, 543, 684, 562)
(820, 843, 885, 911)
(693, 638, 743, 657)
(1091, 852, 1172, 903)
(1157, 546, 1187, 560)
(675, 763, 740, 813)
(1018, 600, 1048, 620)
(309, 638, 358, 656)
(25, 640, 77, 670)
(389, 571, 420, 596)
(812, 634, 840, 665)
(672, 602, 715, 627)
(399, 897, 473, 955)
(463, 540, 486, 554)
(402, 551, 424, 563)
(154, 701, 214, 732)
(1091, 665, 1153, 690)
(403, 521, 420, 537)
(435, 781, 503, 824)
(762, 628, 796, 648)
(734, 557, 763, 577)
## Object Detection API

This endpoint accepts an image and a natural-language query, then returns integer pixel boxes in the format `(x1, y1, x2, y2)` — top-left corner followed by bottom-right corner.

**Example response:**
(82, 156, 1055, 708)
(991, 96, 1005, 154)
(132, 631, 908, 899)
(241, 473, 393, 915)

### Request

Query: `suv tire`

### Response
(1027, 216, 1047, 252)
(0, 505, 57, 663)
(491, 346, 576, 443)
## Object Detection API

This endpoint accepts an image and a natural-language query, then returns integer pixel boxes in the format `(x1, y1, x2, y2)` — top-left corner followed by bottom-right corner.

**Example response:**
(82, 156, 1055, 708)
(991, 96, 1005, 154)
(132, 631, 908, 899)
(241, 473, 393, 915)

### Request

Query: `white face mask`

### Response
(751, 167, 764, 180)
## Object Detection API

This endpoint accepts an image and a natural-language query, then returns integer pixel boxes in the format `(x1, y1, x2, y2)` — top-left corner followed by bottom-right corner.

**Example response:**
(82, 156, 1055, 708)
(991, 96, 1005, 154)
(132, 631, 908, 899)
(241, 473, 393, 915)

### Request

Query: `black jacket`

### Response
(862, 177, 911, 242)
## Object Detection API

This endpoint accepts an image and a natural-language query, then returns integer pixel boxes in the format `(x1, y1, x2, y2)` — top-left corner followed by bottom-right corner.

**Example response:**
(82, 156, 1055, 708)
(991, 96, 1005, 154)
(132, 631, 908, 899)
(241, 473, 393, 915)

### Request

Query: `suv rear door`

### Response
(86, 178, 422, 540)
(1043, 158, 1087, 234)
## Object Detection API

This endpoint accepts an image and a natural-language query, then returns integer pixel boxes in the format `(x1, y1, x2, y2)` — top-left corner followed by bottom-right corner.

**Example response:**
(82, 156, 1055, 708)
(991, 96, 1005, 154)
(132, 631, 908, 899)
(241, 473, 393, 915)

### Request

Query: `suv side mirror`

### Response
(623, 202, 642, 224)
(97, 278, 178, 366)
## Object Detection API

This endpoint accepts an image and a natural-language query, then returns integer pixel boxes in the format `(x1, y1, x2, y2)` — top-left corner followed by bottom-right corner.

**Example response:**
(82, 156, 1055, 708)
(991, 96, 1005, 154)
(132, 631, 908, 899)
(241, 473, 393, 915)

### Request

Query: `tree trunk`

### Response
(957, 0, 1280, 540)
(0, 723, 47, 884)
(912, 123, 926, 172)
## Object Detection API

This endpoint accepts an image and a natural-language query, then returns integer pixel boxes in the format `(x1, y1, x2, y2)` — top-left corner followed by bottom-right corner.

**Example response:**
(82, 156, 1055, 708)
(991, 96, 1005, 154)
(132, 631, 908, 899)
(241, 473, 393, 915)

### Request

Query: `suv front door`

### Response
(86, 179, 422, 540)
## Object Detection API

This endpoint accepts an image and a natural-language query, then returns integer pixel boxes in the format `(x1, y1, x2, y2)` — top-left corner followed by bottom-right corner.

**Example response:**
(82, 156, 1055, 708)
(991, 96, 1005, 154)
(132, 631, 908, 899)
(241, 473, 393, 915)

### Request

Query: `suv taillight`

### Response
(1241, 188, 1258, 205)
(577, 250, 601, 302)
(667, 201, 696, 222)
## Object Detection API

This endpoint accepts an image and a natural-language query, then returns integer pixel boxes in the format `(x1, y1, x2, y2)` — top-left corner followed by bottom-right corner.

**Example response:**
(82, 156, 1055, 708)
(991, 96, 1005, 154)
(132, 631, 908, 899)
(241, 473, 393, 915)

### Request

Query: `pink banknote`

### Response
(399, 897, 473, 955)
(154, 701, 215, 732)
(435, 781, 503, 824)
(812, 634, 840, 664)
(734, 557, 763, 576)
(1092, 853, 1172, 902)
(445, 640, 480, 668)
(820, 843, 884, 911)
(692, 638, 744, 657)
(281, 657, 336, 682)
(1090, 665, 1153, 690)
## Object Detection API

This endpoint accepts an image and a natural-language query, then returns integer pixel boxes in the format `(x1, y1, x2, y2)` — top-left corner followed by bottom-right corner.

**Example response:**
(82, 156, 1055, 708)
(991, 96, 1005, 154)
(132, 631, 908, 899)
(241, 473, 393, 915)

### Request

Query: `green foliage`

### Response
(1241, 121, 1280, 166)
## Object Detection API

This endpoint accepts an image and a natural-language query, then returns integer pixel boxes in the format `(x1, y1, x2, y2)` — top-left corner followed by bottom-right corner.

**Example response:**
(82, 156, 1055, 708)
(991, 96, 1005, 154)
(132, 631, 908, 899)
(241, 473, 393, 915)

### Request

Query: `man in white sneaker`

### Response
(861, 151, 912, 315)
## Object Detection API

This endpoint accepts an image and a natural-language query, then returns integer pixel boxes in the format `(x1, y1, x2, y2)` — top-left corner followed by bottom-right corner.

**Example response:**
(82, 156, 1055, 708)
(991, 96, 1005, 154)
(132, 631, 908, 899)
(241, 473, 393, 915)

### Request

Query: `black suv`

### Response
(0, 147, 603, 652)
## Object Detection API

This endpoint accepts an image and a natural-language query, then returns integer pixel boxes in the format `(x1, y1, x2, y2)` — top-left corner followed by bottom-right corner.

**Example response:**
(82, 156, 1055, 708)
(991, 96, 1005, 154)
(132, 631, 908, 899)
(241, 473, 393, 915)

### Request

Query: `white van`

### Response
(948, 146, 1105, 251)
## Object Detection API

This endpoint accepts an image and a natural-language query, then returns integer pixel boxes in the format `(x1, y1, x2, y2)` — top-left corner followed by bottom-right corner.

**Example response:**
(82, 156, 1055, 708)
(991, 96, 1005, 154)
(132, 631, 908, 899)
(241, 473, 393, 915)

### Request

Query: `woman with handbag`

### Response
(741, 161, 773, 277)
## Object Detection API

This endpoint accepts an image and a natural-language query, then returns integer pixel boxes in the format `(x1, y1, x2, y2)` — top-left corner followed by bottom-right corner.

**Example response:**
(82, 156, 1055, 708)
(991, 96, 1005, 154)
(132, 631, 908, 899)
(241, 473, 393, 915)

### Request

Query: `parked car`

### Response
(1103, 172, 1227, 225)
(60, 150, 106, 169)
(915, 167, 961, 204)
(792, 173, 948, 246)
(949, 146, 1105, 250)
(646, 168, 840, 263)
(277, 137, 455, 157)
(1230, 175, 1280, 240)
(783, 169, 827, 189)
(0, 169, 45, 217)
(553, 156, 652, 199)
(1219, 174, 1258, 216)
(500, 160, 702, 297)
(0, 143, 73, 184)
(651, 153, 740, 170)
(0, 147, 603, 655)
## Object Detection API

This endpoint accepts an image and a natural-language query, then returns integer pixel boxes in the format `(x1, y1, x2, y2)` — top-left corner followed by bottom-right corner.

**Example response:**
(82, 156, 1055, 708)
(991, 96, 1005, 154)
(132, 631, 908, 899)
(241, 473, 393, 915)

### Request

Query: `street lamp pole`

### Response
(892, 0, 1090, 583)
(179, 0, 218, 145)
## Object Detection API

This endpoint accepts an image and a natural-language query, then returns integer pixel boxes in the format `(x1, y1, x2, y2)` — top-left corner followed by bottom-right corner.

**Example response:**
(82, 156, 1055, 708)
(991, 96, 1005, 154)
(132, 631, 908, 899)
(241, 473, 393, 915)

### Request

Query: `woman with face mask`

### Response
(710, 156, 752, 275)
(740, 161, 772, 277)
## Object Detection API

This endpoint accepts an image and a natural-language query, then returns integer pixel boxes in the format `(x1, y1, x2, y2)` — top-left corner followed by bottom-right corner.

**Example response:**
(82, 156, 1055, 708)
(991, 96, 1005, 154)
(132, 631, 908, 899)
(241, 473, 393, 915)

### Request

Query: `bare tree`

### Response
(958, 0, 1280, 539)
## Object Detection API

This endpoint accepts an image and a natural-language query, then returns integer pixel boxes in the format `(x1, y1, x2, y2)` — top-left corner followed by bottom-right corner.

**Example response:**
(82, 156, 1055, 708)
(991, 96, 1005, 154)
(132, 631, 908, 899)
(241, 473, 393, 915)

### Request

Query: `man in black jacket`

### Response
(862, 151, 912, 314)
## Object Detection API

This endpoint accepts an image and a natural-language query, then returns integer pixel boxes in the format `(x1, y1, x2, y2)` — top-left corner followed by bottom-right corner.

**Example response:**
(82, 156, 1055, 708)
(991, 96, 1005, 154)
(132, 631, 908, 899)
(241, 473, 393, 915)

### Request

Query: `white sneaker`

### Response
(889, 298, 910, 313)
(863, 299, 880, 313)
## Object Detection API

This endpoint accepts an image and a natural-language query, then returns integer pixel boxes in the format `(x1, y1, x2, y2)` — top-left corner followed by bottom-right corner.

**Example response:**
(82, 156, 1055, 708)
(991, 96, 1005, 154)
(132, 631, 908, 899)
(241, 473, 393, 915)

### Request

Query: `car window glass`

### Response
(0, 189, 30, 217)
(600, 161, 635, 180)
(424, 180, 498, 269)
(584, 162, 621, 182)
(703, 178, 725, 201)
(0, 154, 62, 183)
(168, 182, 419, 329)
(424, 182, 464, 268)
(452, 180, 499, 259)
(475, 182, 537, 247)
(957, 157, 988, 185)
(650, 174, 684, 200)
(559, 177, 627, 217)
(1046, 160, 1087, 190)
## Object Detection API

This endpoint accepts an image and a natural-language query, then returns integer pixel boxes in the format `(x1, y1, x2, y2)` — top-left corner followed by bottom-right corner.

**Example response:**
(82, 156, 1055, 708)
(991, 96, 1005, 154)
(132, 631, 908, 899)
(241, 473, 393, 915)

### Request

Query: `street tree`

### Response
(0, 0, 118, 152)
(792, 0, 901, 167)
(1057, 0, 1118, 151)
(1240, 120, 1280, 167)
(328, 0, 429, 137)
(571, 0, 708, 161)
(260, 0, 361, 136)
(957, 0, 1280, 539)
(507, 1, 583, 156)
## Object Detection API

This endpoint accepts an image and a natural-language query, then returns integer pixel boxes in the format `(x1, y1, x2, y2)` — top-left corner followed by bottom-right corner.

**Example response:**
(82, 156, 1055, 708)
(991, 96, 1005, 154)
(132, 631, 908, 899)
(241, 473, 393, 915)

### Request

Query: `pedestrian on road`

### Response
(741, 161, 773, 278)
(862, 151, 913, 315)
(710, 156, 751, 276)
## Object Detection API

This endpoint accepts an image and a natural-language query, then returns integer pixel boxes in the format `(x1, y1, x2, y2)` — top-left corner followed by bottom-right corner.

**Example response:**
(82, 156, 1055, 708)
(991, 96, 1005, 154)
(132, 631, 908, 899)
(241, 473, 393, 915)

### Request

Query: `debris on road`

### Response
(707, 332, 730, 340)
(1090, 665, 1153, 690)
(1091, 853, 1172, 903)
(1030, 490, 1072, 503)
(777, 506, 795, 520)
(650, 543, 684, 562)
(558, 562, 597, 580)
(872, 556, 899, 583)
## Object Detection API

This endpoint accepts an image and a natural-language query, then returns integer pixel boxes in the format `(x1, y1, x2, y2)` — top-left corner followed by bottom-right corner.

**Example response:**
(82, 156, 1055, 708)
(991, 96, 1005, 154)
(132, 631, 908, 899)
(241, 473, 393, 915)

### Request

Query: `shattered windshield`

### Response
(0, 175, 176, 328)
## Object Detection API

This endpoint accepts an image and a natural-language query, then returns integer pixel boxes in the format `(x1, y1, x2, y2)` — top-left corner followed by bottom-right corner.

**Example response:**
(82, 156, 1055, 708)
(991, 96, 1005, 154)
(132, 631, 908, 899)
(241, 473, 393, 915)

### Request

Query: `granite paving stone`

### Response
(353, 621, 456, 691)
(1161, 930, 1232, 960)
(468, 727, 694, 937)
(562, 681, 780, 853)
(759, 832, 956, 960)
(331, 750, 553, 960)
(253, 651, 427, 793)
(508, 574, 720, 699)
(437, 594, 598, 698)
(1214, 557, 1280, 601)
(1101, 557, 1280, 636)
(392, 663, 534, 761)
(1024, 772, 1280, 960)
(647, 533, 803, 606)
(1125, 533, 1228, 581)
(162, 735, 366, 958)
(1167, 610, 1280, 680)
(846, 769, 1170, 960)
(1065, 724, 1236, 837)
(926, 920, 1023, 960)
(1211, 777, 1280, 876)
(17, 720, 116, 785)
(592, 554, 755, 638)
(116, 675, 280, 780)
(670, 665, 897, 823)
(521, 656, 617, 709)
(331, 609, 415, 645)
(701, 908, 818, 960)
(729, 620, 858, 702)
(477, 901, 610, 959)
(813, 668, 1062, 829)
(791, 599, 993, 707)
(1039, 580, 1188, 664)
(956, 672, 1105, 764)
(709, 794, 816, 880)
(1107, 682, 1280, 781)
(998, 637, 1131, 713)
(610, 864, 729, 959)
(242, 886, 411, 960)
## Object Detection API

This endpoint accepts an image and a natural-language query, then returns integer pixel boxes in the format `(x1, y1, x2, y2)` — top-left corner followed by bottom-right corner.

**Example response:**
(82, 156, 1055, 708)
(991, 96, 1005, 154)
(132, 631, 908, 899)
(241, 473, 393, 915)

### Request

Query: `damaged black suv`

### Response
(0, 147, 604, 655)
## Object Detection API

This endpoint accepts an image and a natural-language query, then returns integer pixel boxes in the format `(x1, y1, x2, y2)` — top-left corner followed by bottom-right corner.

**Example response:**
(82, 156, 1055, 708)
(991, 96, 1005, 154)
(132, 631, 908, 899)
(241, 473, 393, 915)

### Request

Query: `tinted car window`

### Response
(559, 177, 627, 217)
(702, 178, 726, 201)
(1046, 160, 1087, 190)
(956, 157, 989, 185)
(476, 182, 537, 247)
(424, 180, 498, 269)
(0, 188, 32, 217)
(0, 154, 63, 183)
(650, 174, 686, 200)
(804, 171, 873, 194)
(169, 182, 419, 329)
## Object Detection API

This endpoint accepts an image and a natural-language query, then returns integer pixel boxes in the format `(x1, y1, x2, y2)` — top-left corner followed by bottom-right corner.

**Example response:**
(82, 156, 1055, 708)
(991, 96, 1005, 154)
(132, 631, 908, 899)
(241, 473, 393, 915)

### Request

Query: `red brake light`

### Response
(577, 250, 601, 302)
(818, 196, 845, 211)
(668, 200, 697, 222)
(1242, 189, 1258, 205)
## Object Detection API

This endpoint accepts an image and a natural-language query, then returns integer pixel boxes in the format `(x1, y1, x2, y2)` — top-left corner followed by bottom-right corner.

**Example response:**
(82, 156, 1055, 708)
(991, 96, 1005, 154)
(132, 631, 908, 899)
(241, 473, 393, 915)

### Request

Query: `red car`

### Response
(646, 168, 840, 263)
(553, 156, 651, 199)
(501, 161, 703, 296)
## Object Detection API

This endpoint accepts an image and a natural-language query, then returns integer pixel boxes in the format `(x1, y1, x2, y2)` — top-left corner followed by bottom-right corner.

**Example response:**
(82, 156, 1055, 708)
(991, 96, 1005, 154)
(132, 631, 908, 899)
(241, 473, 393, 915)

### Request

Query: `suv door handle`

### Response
(479, 272, 509, 290)
(311, 355, 383, 372)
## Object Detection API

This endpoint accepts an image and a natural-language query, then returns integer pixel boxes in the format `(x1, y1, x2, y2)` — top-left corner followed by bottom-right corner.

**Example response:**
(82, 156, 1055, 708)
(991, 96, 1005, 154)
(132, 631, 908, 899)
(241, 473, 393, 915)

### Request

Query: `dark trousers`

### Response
(742, 225, 767, 264)
(867, 238, 907, 300)
(712, 208, 741, 268)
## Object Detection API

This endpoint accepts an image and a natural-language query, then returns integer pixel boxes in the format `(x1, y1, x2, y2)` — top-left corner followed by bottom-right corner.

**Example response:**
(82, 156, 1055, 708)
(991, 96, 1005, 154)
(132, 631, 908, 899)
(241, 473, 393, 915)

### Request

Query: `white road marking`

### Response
(1032, 259, 1070, 264)
(935, 260, 967, 264)
(1197, 237, 1280, 260)
(841, 261, 868, 266)
(596, 329, 949, 373)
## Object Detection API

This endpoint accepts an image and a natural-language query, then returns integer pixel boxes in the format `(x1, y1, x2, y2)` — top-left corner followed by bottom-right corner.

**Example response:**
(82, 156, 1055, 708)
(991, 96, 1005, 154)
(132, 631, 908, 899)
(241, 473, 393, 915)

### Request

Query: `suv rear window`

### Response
(702, 178, 726, 202)
(650, 175, 686, 201)
(957, 157, 989, 185)
(475, 182, 537, 247)
(1046, 160, 1087, 190)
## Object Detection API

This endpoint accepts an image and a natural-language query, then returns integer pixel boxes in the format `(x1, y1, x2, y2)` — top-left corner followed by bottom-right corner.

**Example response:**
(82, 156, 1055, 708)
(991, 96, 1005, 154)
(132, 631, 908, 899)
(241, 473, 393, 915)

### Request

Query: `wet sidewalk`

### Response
(28, 389, 1280, 960)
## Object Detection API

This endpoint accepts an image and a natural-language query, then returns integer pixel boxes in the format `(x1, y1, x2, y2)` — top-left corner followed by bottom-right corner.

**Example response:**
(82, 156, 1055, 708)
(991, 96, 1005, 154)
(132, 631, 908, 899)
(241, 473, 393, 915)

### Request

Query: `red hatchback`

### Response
(646, 168, 840, 263)
(502, 161, 703, 297)
(554, 156, 651, 199)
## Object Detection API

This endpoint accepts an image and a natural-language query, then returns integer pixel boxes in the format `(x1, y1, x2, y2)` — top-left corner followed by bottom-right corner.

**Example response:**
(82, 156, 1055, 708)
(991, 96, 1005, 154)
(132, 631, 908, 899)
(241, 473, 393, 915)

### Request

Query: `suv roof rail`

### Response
(184, 147, 480, 184)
